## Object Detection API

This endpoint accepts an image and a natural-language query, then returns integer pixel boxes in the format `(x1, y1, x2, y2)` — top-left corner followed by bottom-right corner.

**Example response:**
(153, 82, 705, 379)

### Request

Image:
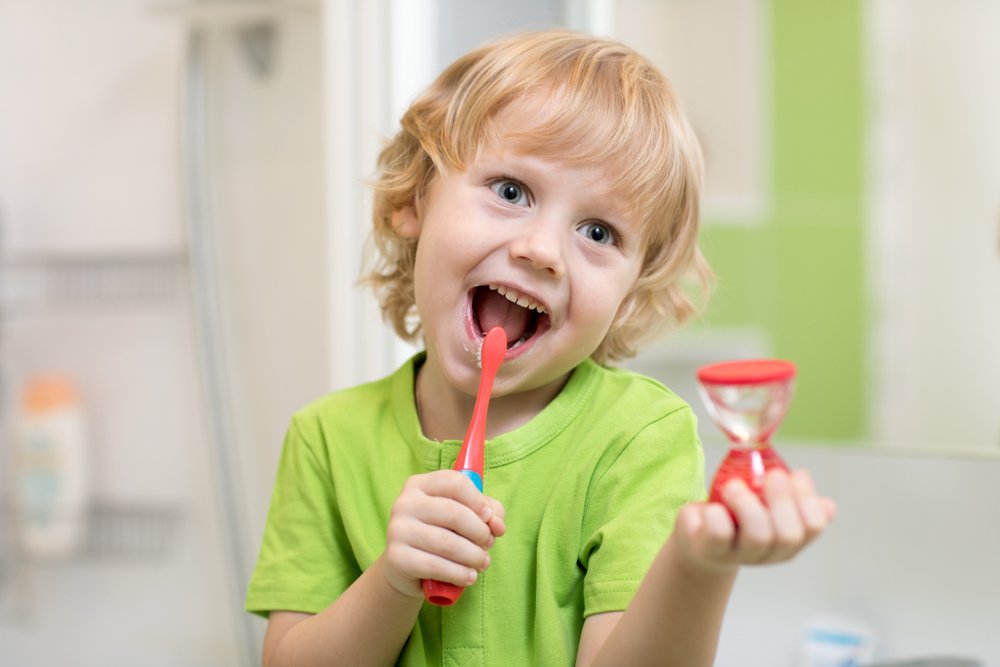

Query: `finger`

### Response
(401, 542, 482, 588)
(676, 502, 704, 540)
(487, 496, 506, 521)
(404, 513, 492, 571)
(790, 469, 831, 539)
(383, 526, 482, 589)
(419, 495, 494, 548)
(723, 479, 774, 562)
(702, 502, 736, 540)
(484, 497, 506, 538)
(409, 472, 495, 545)
(392, 483, 493, 549)
(763, 470, 806, 561)
(821, 497, 838, 521)
(792, 471, 838, 553)
(429, 471, 496, 523)
(697, 502, 738, 561)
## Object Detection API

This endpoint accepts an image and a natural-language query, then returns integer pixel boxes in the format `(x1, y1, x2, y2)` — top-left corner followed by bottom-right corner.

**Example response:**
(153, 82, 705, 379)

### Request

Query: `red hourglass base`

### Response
(708, 443, 788, 504)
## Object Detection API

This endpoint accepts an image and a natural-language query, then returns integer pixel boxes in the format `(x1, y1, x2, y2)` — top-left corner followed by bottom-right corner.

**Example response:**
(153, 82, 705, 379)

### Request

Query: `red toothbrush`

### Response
(422, 326, 507, 606)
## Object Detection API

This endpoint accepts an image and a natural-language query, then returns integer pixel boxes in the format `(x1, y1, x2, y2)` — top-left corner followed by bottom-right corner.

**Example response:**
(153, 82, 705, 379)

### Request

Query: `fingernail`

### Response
(480, 505, 493, 521)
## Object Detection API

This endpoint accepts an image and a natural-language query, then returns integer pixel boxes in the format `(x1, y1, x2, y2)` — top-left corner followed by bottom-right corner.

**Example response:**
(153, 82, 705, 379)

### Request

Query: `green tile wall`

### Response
(699, 0, 866, 442)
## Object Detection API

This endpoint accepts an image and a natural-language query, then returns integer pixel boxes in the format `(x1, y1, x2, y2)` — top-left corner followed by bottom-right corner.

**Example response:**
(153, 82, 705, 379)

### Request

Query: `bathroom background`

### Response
(0, 0, 997, 665)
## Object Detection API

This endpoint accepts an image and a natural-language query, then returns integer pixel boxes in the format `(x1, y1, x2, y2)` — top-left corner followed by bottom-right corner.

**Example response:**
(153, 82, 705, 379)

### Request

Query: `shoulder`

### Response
(547, 359, 702, 477)
(286, 356, 417, 445)
(578, 358, 693, 423)
(575, 360, 703, 475)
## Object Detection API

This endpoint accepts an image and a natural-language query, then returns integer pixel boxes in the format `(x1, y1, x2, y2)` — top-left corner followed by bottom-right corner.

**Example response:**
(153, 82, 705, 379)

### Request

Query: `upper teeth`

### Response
(489, 284, 546, 314)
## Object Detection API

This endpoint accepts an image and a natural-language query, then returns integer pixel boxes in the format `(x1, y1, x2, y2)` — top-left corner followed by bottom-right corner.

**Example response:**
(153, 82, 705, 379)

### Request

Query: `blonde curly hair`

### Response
(363, 29, 712, 364)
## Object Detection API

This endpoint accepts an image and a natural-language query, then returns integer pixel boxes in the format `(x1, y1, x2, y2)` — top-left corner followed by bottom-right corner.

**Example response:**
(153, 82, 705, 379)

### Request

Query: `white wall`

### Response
(709, 443, 1000, 666)
(869, 0, 1000, 450)
(0, 1, 328, 664)
(0, 0, 245, 663)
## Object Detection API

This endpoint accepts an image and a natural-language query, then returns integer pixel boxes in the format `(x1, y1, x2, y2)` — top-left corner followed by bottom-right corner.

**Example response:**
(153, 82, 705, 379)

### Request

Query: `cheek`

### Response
(587, 274, 641, 337)
(573, 275, 633, 331)
(410, 244, 448, 317)
(585, 256, 640, 301)
(420, 212, 484, 257)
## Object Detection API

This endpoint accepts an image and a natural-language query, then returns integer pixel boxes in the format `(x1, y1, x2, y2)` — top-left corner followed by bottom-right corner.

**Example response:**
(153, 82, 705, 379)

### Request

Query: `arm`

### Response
(262, 557, 422, 667)
(577, 469, 836, 667)
(261, 471, 506, 667)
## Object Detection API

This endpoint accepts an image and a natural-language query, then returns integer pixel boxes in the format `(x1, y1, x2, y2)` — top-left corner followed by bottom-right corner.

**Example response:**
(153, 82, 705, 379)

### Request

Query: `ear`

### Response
(391, 204, 422, 239)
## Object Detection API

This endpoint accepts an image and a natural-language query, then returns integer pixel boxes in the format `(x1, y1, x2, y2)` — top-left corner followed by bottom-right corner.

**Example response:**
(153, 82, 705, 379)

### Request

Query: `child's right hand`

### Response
(382, 470, 506, 598)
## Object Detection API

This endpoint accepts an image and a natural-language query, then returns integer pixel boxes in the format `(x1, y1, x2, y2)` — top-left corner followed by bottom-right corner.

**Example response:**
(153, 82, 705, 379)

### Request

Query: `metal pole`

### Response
(181, 28, 259, 667)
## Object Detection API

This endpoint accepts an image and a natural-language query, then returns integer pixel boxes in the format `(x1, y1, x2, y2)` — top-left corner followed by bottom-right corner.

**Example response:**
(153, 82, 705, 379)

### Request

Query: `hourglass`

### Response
(696, 359, 796, 504)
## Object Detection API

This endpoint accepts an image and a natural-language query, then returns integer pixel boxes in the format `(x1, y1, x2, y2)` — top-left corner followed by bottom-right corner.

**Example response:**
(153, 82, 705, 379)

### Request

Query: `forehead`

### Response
(487, 96, 626, 182)
(485, 90, 622, 165)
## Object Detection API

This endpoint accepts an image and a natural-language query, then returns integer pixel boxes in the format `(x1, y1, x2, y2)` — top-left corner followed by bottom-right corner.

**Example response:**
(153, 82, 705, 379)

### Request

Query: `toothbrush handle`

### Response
(421, 469, 483, 606)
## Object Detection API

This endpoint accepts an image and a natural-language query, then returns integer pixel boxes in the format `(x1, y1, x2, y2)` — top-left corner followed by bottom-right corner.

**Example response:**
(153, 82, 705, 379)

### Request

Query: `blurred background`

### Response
(0, 0, 997, 665)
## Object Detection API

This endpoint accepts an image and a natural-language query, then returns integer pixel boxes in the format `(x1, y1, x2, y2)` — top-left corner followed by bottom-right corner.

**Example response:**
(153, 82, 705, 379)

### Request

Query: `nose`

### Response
(508, 221, 566, 278)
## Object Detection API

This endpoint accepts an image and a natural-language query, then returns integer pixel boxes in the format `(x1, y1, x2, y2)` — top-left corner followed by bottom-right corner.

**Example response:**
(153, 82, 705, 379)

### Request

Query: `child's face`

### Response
(395, 121, 644, 399)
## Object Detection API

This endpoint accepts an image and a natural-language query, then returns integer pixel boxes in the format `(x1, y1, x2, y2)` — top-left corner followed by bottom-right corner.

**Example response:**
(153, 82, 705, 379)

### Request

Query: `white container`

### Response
(14, 375, 90, 559)
(798, 614, 876, 667)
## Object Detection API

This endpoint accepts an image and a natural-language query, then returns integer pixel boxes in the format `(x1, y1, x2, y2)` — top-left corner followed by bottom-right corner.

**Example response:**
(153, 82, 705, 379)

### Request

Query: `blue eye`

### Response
(490, 179, 529, 206)
(578, 221, 617, 246)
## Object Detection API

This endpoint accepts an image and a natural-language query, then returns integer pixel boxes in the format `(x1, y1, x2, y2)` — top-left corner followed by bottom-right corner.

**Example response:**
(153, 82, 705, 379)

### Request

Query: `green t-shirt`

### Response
(246, 354, 705, 665)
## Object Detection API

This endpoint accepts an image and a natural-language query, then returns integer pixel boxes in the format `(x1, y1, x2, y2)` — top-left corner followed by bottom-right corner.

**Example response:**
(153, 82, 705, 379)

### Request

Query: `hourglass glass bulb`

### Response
(697, 360, 796, 504)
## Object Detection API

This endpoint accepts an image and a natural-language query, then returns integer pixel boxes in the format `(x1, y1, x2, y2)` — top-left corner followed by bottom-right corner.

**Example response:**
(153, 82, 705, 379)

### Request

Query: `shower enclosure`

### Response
(0, 1, 589, 664)
(0, 1, 330, 664)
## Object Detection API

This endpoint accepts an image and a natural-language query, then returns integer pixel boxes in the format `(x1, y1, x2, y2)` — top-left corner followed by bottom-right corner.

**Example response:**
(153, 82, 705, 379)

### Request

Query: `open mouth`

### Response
(470, 284, 551, 351)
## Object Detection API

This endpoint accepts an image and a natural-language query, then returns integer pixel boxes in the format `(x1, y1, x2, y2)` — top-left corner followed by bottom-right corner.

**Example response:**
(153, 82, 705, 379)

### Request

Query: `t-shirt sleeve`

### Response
(245, 414, 360, 618)
(577, 405, 705, 617)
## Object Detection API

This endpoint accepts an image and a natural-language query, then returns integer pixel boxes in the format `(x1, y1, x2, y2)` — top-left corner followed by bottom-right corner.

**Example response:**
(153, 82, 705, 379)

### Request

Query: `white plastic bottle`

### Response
(799, 614, 876, 667)
(14, 375, 90, 559)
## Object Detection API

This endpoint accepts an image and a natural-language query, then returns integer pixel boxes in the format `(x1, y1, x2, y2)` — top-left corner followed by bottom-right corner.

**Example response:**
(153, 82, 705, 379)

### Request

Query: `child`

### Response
(246, 29, 835, 667)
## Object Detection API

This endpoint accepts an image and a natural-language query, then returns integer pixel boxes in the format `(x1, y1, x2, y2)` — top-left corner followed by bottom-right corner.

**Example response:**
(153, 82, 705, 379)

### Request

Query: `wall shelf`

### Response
(0, 251, 189, 313)
(0, 501, 184, 562)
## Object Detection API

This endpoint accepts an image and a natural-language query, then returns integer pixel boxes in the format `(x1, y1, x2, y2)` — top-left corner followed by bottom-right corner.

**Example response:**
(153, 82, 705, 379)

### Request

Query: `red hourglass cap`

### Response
(697, 359, 796, 385)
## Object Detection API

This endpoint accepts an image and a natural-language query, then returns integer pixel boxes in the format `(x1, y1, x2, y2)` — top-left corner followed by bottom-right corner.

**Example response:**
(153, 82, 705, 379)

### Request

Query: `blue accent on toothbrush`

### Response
(459, 469, 484, 492)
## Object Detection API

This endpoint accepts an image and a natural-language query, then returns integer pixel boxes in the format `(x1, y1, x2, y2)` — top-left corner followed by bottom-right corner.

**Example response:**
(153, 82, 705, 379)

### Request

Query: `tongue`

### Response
(476, 288, 529, 344)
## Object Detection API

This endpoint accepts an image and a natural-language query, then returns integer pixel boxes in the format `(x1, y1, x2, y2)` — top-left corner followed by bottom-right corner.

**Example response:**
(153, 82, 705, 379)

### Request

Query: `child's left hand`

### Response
(673, 469, 836, 572)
